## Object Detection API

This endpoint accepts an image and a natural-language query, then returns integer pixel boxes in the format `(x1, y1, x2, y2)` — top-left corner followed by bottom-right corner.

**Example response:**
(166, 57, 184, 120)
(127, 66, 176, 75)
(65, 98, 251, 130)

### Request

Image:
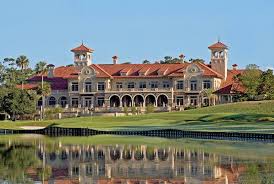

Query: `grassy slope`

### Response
(0, 100, 274, 133)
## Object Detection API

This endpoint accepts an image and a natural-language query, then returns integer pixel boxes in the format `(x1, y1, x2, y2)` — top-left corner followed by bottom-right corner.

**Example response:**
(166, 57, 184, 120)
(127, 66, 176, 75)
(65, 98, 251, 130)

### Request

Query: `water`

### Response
(0, 135, 273, 184)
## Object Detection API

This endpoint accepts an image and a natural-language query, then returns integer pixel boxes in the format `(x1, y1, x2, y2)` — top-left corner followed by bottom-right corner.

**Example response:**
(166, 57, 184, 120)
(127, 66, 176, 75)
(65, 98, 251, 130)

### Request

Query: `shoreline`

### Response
(1, 126, 274, 142)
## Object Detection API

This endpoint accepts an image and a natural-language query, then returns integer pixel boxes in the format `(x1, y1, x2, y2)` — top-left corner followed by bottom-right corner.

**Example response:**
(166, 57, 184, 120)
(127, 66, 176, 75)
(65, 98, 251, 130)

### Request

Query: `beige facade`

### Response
(39, 42, 241, 113)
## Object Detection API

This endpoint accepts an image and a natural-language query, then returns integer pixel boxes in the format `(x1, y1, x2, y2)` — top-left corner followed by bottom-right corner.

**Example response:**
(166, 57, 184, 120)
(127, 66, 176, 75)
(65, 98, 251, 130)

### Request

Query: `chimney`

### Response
(47, 64, 55, 78)
(232, 64, 238, 70)
(112, 56, 118, 64)
(179, 54, 185, 63)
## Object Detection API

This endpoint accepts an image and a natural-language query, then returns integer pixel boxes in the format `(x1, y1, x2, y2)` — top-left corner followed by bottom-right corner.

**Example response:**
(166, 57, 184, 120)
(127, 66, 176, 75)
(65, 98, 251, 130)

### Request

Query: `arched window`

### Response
(48, 96, 56, 106)
(214, 51, 218, 58)
(59, 96, 67, 108)
(219, 51, 224, 58)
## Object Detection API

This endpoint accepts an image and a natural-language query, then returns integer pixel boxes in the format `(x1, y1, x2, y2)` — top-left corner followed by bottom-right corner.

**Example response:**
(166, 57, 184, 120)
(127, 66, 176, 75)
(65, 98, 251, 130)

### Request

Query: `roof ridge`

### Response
(197, 62, 223, 78)
(92, 64, 113, 78)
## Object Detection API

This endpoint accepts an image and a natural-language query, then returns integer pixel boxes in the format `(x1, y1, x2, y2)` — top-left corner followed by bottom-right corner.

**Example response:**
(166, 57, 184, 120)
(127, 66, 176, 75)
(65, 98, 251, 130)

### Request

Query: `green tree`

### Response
(203, 89, 216, 106)
(2, 58, 17, 86)
(189, 58, 205, 63)
(143, 60, 150, 64)
(16, 55, 30, 89)
(35, 61, 48, 120)
(257, 69, 274, 100)
(1, 57, 33, 87)
(16, 55, 29, 71)
(0, 88, 36, 120)
(0, 144, 40, 183)
(239, 64, 262, 100)
(160, 56, 183, 64)
(36, 82, 51, 97)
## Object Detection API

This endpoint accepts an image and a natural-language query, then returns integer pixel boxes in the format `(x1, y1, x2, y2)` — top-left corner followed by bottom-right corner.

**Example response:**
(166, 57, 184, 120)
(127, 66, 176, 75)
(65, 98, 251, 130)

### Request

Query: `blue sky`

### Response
(0, 0, 273, 70)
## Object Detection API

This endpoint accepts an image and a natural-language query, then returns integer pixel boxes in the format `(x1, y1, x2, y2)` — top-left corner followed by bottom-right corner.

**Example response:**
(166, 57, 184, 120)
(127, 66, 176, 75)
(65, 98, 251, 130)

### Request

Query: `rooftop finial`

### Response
(81, 40, 84, 45)
(217, 36, 221, 43)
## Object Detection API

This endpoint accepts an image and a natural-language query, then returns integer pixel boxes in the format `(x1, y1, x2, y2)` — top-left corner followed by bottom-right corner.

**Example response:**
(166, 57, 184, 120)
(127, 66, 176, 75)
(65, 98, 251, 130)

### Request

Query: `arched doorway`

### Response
(145, 95, 156, 106)
(59, 96, 68, 108)
(122, 95, 132, 107)
(157, 95, 168, 107)
(110, 95, 120, 107)
(48, 96, 56, 106)
(133, 95, 144, 107)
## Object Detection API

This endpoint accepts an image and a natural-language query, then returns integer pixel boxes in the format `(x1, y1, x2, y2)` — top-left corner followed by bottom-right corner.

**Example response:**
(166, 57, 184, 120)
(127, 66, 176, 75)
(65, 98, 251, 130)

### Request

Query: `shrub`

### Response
(131, 106, 137, 115)
(146, 104, 155, 114)
(45, 107, 63, 120)
(123, 106, 129, 116)
(184, 105, 197, 110)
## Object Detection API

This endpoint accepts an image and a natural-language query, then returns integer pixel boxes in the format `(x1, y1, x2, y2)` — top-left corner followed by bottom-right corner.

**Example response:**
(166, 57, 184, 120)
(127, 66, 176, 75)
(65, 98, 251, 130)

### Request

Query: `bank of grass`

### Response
(0, 100, 274, 133)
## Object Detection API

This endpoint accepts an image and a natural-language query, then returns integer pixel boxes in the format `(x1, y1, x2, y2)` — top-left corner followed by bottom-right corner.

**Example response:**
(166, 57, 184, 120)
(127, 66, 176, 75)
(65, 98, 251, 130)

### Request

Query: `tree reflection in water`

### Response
(0, 137, 273, 183)
(0, 144, 40, 183)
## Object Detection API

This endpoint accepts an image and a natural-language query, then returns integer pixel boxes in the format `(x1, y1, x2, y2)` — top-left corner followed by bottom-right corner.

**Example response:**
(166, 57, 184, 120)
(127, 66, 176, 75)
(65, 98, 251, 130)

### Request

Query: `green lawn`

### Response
(0, 100, 274, 133)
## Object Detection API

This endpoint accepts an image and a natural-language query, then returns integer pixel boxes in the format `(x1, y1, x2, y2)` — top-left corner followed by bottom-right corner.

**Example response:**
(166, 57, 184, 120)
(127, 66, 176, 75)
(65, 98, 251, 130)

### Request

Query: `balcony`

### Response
(109, 88, 173, 93)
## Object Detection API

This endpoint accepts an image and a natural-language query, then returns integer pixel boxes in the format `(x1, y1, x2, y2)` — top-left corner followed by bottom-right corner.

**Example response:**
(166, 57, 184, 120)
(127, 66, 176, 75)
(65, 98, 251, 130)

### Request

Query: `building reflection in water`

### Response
(33, 143, 244, 184)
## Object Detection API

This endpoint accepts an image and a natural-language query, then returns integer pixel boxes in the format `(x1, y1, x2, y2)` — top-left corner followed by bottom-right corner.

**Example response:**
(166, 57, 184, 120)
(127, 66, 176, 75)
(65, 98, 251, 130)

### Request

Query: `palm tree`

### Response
(16, 55, 29, 71)
(203, 89, 216, 106)
(35, 61, 48, 120)
(16, 55, 29, 89)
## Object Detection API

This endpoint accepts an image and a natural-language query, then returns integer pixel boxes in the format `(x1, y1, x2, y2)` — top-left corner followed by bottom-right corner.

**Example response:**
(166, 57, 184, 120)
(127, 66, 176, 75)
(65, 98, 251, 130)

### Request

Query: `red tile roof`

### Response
(208, 41, 228, 49)
(27, 76, 68, 90)
(21, 62, 228, 90)
(197, 62, 224, 78)
(71, 44, 94, 53)
(16, 83, 39, 90)
(215, 69, 245, 94)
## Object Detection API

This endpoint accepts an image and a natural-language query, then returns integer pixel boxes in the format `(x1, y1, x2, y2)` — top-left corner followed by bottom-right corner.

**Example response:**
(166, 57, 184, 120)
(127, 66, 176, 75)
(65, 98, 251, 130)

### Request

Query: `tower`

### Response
(71, 43, 94, 66)
(208, 41, 228, 80)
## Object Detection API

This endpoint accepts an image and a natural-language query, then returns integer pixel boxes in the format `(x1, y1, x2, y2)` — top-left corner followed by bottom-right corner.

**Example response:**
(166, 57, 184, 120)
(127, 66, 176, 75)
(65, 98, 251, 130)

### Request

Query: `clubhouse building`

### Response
(24, 41, 244, 113)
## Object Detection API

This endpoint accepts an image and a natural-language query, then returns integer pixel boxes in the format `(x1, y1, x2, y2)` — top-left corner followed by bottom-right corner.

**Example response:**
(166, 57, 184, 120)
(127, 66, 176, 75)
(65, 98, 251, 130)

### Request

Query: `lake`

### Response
(0, 135, 273, 184)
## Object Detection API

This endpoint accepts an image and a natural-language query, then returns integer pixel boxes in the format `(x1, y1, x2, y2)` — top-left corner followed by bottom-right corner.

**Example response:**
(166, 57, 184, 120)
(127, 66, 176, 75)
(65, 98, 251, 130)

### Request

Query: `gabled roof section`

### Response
(215, 69, 245, 94)
(139, 67, 150, 76)
(208, 41, 228, 50)
(99, 64, 187, 78)
(157, 66, 169, 76)
(71, 44, 94, 53)
(91, 64, 113, 78)
(196, 62, 223, 78)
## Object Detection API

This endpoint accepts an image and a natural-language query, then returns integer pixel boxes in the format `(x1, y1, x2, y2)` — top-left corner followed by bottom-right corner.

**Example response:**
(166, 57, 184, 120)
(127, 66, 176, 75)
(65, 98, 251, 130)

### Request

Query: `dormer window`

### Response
(139, 68, 150, 76)
(120, 68, 131, 76)
(157, 68, 168, 76)
(120, 72, 128, 76)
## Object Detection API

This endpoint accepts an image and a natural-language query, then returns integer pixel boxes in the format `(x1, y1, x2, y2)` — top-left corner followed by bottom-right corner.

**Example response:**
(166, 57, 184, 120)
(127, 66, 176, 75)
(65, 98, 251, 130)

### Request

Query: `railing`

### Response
(109, 88, 172, 92)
